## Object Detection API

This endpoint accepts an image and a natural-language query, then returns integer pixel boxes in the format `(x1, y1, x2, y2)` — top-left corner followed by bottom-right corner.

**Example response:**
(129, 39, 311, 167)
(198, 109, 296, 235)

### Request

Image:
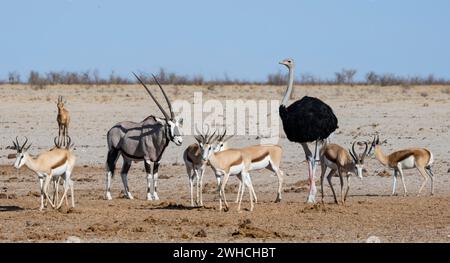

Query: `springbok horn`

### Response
(66, 136, 72, 149)
(133, 72, 170, 121)
(151, 74, 174, 119)
(195, 124, 205, 141)
(351, 142, 359, 163)
(348, 148, 357, 163)
(207, 130, 217, 144)
(20, 137, 28, 151)
(54, 137, 59, 148)
(361, 142, 369, 161)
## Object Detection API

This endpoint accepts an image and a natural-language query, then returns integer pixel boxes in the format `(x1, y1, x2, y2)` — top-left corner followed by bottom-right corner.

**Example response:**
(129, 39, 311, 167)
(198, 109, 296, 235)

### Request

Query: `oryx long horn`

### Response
(133, 72, 171, 121)
(152, 74, 174, 119)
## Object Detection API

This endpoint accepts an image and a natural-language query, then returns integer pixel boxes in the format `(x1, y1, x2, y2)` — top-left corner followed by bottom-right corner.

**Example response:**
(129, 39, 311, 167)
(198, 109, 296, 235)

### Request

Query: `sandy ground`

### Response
(0, 84, 449, 242)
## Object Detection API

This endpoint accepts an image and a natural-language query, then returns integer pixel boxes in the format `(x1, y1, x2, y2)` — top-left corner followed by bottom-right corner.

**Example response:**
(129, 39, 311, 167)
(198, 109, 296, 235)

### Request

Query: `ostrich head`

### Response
(279, 58, 295, 69)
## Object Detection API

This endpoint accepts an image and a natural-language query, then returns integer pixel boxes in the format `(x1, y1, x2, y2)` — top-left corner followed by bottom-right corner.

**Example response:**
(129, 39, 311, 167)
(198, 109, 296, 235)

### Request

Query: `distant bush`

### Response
(1, 68, 449, 86)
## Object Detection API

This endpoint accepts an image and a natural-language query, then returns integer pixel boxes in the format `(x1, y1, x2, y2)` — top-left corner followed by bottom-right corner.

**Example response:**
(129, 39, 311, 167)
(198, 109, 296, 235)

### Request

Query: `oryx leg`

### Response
(151, 162, 160, 200)
(105, 149, 120, 200)
(145, 160, 154, 201)
(120, 160, 133, 199)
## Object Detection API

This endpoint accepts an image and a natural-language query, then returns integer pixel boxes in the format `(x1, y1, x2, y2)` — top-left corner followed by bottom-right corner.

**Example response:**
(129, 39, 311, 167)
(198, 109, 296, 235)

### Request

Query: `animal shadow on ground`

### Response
(0, 206, 24, 212)
(141, 202, 215, 211)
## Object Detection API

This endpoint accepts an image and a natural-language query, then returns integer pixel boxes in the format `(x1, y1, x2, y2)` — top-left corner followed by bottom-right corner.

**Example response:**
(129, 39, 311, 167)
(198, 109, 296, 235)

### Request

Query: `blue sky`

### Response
(1, 0, 449, 81)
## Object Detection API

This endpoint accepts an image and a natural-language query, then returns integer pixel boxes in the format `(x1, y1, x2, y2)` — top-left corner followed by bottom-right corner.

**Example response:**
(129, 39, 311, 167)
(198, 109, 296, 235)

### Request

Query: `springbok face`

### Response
(56, 95, 65, 110)
(168, 117, 183, 146)
(133, 73, 184, 147)
(213, 129, 233, 153)
(349, 141, 369, 179)
(6, 137, 32, 169)
(279, 58, 295, 69)
(194, 128, 216, 161)
(367, 135, 387, 157)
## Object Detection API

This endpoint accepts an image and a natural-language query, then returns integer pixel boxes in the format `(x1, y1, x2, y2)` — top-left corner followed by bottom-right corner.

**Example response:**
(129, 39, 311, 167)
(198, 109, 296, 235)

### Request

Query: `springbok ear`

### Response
(382, 139, 388, 144)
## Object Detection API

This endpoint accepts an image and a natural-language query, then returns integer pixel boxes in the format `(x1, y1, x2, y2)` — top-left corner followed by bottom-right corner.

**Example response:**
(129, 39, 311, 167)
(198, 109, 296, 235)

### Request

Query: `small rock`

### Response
(195, 229, 207, 238)
(181, 233, 189, 239)
(366, 236, 381, 243)
(448, 168, 450, 173)
(65, 236, 81, 243)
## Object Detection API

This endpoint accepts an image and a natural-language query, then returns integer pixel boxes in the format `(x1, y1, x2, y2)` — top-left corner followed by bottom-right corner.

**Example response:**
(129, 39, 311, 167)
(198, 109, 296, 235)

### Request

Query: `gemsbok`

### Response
(7, 137, 76, 210)
(105, 73, 183, 201)
(368, 135, 434, 196)
(319, 141, 368, 204)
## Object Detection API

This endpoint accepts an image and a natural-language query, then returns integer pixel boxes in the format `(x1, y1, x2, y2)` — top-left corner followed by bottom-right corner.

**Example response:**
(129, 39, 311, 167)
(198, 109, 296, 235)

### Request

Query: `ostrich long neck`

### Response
(281, 66, 295, 106)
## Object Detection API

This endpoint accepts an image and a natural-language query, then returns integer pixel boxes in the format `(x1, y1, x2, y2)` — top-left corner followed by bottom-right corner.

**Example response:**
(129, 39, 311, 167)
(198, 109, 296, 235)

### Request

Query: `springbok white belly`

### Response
(229, 163, 244, 175)
(52, 162, 68, 176)
(324, 157, 338, 170)
(250, 156, 270, 171)
(399, 156, 416, 169)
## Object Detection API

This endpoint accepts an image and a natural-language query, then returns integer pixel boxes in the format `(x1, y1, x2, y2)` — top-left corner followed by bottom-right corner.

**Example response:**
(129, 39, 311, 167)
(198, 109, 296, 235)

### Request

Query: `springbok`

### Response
(368, 135, 434, 196)
(200, 136, 284, 212)
(7, 137, 76, 210)
(57, 95, 70, 147)
(183, 128, 218, 207)
(105, 73, 183, 201)
(319, 141, 368, 204)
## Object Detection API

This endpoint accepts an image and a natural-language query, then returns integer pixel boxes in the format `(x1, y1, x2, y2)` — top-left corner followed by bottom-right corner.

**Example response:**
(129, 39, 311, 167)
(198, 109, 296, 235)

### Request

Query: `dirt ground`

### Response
(0, 84, 449, 242)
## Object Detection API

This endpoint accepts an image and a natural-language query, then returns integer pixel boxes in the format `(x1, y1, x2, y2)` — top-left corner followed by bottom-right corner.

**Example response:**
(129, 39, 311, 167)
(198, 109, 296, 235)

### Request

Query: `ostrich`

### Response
(278, 58, 338, 203)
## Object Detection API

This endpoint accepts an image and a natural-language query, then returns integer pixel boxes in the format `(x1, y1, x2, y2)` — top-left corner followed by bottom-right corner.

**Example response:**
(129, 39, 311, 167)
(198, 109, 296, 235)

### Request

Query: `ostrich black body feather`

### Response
(279, 96, 338, 143)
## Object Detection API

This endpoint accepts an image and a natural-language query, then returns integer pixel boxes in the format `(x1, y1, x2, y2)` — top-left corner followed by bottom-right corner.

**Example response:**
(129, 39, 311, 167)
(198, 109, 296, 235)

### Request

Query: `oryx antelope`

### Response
(369, 135, 434, 196)
(105, 73, 183, 201)
(57, 95, 70, 147)
(319, 141, 368, 204)
(7, 137, 76, 210)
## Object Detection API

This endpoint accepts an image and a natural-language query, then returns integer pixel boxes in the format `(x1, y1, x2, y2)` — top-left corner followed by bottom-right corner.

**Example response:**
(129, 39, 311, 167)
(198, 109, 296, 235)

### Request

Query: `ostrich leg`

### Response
(301, 142, 317, 203)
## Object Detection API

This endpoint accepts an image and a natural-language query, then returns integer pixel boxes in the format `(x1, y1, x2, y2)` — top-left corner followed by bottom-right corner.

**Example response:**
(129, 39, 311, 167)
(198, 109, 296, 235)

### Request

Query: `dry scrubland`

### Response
(0, 84, 449, 242)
